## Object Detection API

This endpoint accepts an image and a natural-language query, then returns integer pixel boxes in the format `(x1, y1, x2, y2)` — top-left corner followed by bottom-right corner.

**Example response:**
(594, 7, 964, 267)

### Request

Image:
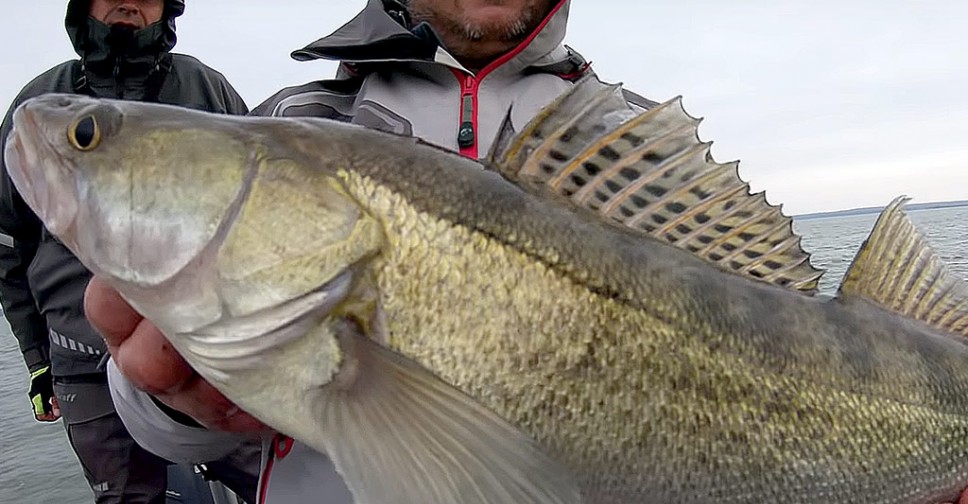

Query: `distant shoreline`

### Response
(794, 200, 968, 221)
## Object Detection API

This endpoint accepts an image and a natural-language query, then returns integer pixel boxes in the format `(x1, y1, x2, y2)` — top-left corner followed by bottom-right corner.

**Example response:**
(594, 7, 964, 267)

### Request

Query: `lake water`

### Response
(0, 206, 966, 503)
(794, 206, 968, 294)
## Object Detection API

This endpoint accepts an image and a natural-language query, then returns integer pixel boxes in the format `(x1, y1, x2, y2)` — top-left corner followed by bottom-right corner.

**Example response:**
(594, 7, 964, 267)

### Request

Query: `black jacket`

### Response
(0, 0, 248, 378)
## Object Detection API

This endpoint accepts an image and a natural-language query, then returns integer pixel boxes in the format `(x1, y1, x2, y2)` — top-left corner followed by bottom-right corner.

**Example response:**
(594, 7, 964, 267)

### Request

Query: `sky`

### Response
(1, 1, 966, 215)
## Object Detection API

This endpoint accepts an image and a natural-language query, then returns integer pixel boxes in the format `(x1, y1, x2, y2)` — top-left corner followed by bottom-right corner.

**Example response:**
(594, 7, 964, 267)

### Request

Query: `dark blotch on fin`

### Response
(486, 75, 824, 293)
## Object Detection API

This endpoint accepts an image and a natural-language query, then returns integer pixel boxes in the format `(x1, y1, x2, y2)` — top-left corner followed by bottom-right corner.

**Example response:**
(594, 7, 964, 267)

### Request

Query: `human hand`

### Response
(28, 365, 60, 421)
(84, 276, 269, 433)
(945, 489, 968, 504)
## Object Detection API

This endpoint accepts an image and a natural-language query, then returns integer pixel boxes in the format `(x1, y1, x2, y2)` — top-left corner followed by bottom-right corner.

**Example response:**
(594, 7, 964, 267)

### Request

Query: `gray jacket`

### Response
(109, 0, 656, 502)
(251, 0, 655, 158)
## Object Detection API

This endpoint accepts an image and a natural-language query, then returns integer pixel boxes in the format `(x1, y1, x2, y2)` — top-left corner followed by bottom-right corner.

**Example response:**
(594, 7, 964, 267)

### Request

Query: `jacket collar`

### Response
(291, 0, 573, 76)
(78, 19, 169, 76)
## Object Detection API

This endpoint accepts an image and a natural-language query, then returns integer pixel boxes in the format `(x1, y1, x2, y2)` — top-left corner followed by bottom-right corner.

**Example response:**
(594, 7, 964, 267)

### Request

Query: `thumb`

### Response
(85, 276, 141, 349)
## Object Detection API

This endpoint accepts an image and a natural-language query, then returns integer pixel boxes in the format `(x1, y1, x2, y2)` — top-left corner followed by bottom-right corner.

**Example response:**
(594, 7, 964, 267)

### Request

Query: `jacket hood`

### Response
(65, 0, 185, 56)
(291, 0, 572, 74)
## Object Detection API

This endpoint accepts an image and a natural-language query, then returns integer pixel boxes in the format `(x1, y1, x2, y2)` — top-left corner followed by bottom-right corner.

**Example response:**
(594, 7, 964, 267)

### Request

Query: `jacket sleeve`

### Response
(0, 96, 50, 374)
(203, 65, 247, 116)
(220, 77, 249, 116)
(106, 359, 254, 464)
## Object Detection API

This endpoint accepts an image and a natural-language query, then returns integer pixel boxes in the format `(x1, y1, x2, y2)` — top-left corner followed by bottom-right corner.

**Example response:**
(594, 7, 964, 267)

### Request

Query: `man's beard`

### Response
(409, 1, 546, 45)
(460, 11, 534, 42)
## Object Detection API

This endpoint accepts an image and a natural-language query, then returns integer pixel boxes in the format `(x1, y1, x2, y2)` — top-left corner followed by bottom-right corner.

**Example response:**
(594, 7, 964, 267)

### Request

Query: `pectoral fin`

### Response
(313, 319, 581, 504)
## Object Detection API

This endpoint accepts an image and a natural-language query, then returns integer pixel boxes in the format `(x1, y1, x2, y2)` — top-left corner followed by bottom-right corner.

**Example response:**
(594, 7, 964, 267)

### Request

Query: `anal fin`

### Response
(487, 75, 823, 293)
(314, 319, 581, 504)
(839, 196, 968, 338)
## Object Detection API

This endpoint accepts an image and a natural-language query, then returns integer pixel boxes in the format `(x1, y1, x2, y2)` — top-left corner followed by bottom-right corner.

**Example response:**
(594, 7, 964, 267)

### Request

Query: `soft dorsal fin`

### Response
(839, 197, 968, 338)
(487, 76, 823, 293)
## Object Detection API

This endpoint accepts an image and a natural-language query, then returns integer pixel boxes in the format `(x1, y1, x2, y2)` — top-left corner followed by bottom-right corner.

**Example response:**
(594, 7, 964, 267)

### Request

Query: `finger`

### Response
(84, 278, 269, 434)
(112, 318, 194, 396)
(84, 276, 141, 348)
(50, 396, 61, 417)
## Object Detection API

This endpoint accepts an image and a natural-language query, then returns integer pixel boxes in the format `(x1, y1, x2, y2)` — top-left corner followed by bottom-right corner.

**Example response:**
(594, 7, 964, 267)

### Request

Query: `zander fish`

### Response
(5, 78, 968, 504)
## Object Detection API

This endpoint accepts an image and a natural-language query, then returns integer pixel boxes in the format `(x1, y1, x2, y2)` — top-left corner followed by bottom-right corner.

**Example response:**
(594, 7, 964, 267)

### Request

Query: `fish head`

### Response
(4, 93, 385, 371)
(4, 93, 105, 241)
(5, 93, 251, 283)
(4, 93, 265, 333)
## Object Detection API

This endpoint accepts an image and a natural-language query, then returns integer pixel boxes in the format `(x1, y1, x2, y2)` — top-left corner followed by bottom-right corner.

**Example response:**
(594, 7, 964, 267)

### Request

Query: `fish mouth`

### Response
(5, 105, 79, 242)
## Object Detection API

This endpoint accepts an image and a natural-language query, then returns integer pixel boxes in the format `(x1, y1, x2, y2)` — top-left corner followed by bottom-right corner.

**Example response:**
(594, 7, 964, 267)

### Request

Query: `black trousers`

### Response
(54, 379, 261, 503)
(54, 380, 168, 503)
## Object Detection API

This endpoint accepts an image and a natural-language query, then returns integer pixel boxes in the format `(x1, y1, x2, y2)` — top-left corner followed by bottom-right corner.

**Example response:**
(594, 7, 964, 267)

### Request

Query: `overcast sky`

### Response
(2, 1, 966, 214)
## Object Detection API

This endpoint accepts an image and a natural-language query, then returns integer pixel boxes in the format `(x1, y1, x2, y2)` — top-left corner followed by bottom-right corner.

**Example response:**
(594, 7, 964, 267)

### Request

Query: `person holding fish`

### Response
(17, 0, 968, 503)
(0, 0, 259, 502)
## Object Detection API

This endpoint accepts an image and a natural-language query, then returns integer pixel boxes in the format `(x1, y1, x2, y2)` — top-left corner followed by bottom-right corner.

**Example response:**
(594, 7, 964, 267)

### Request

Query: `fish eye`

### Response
(68, 115, 101, 151)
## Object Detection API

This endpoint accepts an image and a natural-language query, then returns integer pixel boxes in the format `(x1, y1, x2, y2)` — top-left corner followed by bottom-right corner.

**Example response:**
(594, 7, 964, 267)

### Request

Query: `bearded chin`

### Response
(461, 4, 539, 42)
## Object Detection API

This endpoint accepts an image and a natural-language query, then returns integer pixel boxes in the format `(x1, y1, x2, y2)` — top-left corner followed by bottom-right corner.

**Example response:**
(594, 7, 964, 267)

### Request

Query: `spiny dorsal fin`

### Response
(839, 196, 968, 338)
(488, 76, 823, 293)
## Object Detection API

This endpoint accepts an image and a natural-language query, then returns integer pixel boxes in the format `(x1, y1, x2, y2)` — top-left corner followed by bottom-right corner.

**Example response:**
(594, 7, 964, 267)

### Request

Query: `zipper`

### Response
(258, 449, 274, 504)
(456, 72, 478, 159)
(112, 58, 124, 99)
(258, 435, 294, 504)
